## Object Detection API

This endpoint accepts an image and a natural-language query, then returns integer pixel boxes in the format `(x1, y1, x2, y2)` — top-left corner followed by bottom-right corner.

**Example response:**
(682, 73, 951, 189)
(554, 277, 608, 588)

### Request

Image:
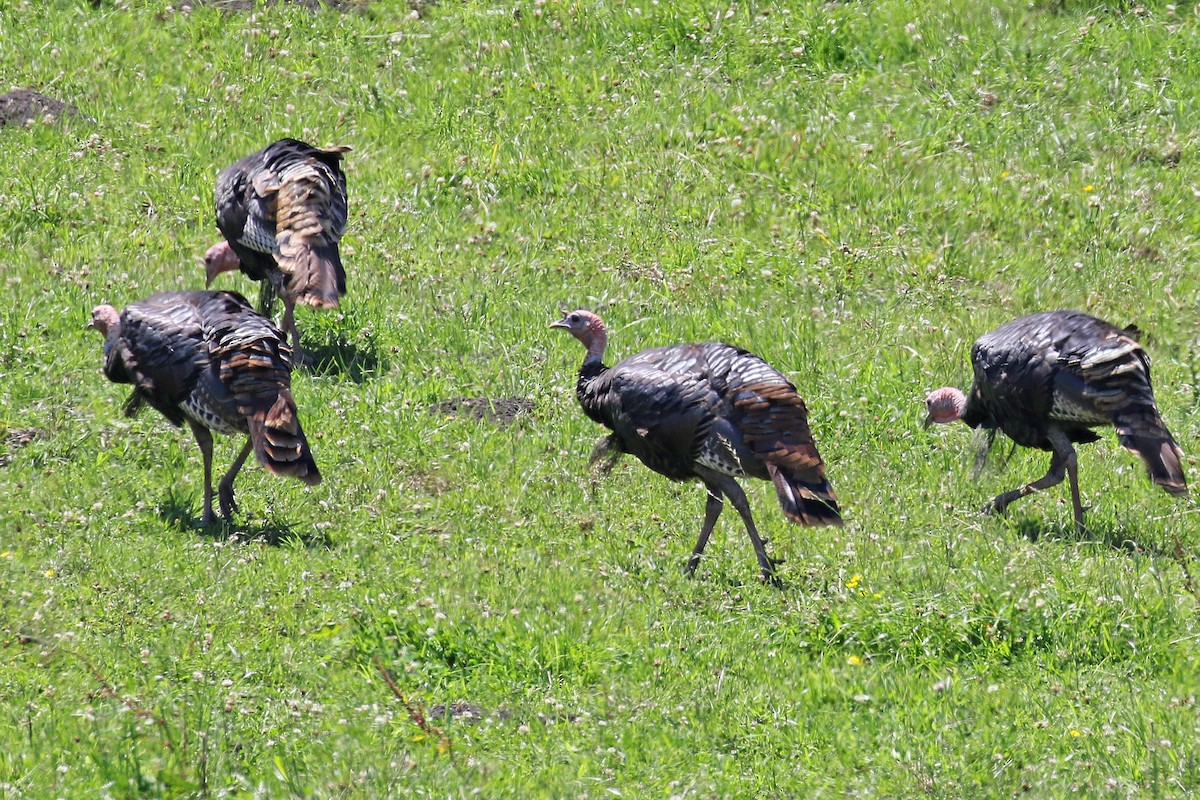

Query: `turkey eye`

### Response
(569, 314, 580, 324)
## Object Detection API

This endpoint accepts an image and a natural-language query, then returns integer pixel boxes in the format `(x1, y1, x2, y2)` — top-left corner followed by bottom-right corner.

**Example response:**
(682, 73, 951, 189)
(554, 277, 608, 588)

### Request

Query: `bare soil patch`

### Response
(0, 90, 82, 127)
(431, 396, 534, 427)
(0, 427, 45, 467)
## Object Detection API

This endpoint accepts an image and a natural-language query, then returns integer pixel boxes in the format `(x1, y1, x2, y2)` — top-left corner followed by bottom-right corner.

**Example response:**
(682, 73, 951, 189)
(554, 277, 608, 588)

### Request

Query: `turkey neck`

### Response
(575, 343, 610, 424)
(960, 387, 990, 429)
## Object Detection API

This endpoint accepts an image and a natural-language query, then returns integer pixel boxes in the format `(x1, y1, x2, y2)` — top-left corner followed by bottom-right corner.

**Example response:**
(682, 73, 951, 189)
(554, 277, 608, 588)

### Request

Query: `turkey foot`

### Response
(218, 440, 255, 520)
(980, 495, 1015, 517)
(290, 346, 313, 370)
(218, 484, 238, 520)
(759, 555, 785, 587)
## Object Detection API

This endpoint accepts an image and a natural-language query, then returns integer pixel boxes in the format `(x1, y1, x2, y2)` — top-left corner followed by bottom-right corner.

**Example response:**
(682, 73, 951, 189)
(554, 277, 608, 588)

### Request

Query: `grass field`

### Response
(3, 0, 1200, 796)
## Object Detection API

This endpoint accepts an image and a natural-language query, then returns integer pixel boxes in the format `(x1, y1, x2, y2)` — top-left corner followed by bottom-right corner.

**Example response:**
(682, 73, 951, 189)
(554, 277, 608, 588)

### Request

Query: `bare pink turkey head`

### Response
(923, 387, 967, 429)
(551, 308, 610, 363)
(204, 241, 241, 287)
(550, 308, 604, 340)
(89, 305, 120, 338)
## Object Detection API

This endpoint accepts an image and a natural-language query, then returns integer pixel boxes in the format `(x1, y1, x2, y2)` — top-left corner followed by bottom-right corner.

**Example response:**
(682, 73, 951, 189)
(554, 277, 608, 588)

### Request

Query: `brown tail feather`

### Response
(1116, 409, 1187, 496)
(732, 380, 842, 526)
(274, 164, 346, 309)
(767, 463, 842, 526)
(282, 242, 345, 309)
(248, 391, 322, 486)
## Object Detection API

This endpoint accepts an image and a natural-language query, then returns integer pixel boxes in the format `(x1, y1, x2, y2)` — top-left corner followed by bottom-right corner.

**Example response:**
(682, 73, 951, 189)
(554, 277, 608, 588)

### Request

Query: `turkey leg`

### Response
(218, 439, 254, 520)
(281, 298, 304, 363)
(984, 451, 1065, 516)
(188, 421, 219, 525)
(983, 431, 1085, 532)
(699, 470, 782, 584)
(685, 488, 724, 577)
(1062, 447, 1086, 534)
(258, 282, 278, 317)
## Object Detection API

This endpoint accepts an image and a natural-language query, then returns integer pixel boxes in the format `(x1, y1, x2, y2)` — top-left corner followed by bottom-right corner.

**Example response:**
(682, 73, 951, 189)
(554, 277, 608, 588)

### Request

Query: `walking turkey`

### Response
(924, 310, 1187, 532)
(551, 309, 841, 582)
(90, 290, 321, 525)
(205, 138, 350, 357)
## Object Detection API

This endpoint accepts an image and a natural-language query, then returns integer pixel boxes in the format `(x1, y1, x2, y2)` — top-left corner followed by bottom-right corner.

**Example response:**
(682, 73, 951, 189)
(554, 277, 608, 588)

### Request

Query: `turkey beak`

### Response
(549, 318, 568, 330)
(922, 409, 935, 430)
(203, 243, 239, 287)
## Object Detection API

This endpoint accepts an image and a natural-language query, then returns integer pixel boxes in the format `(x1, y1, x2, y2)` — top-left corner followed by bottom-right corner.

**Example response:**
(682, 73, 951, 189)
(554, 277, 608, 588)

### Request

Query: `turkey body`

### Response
(553, 309, 840, 582)
(94, 290, 321, 524)
(210, 138, 350, 354)
(928, 310, 1186, 530)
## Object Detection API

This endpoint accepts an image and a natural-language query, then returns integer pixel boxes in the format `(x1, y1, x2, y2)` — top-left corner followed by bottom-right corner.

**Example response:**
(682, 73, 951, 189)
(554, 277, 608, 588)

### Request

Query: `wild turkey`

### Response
(551, 309, 841, 582)
(90, 290, 321, 524)
(205, 138, 350, 357)
(925, 310, 1187, 532)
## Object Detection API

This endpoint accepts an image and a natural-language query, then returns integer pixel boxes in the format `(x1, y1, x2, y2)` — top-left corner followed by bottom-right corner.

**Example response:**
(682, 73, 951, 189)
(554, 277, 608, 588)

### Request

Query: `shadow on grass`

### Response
(1011, 516, 1165, 557)
(302, 336, 382, 383)
(156, 491, 332, 549)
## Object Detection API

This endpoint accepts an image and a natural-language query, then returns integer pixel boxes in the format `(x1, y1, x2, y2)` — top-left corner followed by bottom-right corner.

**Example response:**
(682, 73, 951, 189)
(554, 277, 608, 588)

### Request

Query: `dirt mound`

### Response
(431, 396, 534, 427)
(0, 427, 45, 467)
(0, 89, 83, 127)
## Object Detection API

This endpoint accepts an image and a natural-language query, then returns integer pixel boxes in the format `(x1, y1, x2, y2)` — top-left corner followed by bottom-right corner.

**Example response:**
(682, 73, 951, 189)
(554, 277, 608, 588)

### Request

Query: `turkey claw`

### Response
(760, 568, 784, 588)
(757, 556, 785, 586)
(218, 486, 238, 519)
(981, 499, 1008, 516)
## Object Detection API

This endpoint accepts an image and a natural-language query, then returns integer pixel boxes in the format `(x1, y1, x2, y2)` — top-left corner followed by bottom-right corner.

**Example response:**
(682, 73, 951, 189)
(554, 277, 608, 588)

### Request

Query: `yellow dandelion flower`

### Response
(845, 574, 861, 589)
(44, 569, 56, 577)
(848, 655, 863, 666)
(1000, 170, 1010, 178)
(1082, 185, 1094, 193)
(1, 551, 11, 559)
(1069, 729, 1082, 737)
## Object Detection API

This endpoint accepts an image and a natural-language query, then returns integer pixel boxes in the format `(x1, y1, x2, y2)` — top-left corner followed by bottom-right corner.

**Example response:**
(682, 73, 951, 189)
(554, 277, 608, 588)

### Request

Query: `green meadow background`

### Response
(1, 0, 1199, 796)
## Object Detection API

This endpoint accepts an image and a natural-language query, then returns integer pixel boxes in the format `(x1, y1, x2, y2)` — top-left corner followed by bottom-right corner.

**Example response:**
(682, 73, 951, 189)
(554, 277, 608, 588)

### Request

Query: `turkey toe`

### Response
(218, 483, 237, 519)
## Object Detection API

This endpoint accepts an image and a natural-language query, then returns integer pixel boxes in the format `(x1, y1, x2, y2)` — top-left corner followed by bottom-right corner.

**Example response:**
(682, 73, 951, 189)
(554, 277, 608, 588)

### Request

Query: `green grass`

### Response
(3, 0, 1200, 796)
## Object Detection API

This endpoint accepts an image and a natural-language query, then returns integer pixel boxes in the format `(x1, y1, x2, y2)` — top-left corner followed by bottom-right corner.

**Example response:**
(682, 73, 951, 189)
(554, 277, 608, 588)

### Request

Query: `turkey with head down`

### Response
(552, 308, 841, 583)
(925, 310, 1186, 533)
(91, 290, 321, 525)
(205, 138, 350, 359)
